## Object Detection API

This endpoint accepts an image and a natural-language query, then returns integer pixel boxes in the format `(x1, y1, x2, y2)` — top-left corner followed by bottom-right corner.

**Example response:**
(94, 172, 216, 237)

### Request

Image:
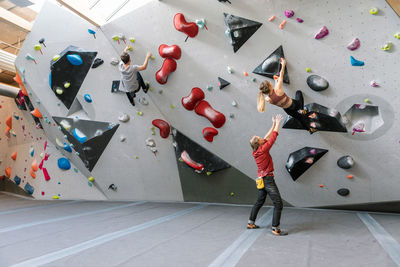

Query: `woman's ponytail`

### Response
(257, 91, 265, 113)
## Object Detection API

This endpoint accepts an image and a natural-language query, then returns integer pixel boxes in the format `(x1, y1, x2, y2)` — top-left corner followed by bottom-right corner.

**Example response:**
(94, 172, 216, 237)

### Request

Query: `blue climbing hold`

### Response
(58, 157, 71, 170)
(84, 94, 92, 103)
(24, 183, 34, 195)
(88, 29, 96, 35)
(63, 143, 72, 153)
(30, 147, 34, 157)
(73, 128, 87, 143)
(14, 176, 21, 185)
(350, 56, 364, 66)
(49, 72, 52, 88)
(13, 114, 19, 120)
(67, 54, 83, 66)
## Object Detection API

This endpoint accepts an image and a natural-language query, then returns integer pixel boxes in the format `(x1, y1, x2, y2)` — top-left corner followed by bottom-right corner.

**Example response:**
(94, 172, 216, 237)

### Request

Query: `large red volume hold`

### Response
(203, 127, 218, 142)
(159, 44, 181, 60)
(181, 87, 205, 110)
(181, 150, 204, 171)
(152, 119, 170, 138)
(194, 100, 226, 128)
(173, 13, 199, 38)
(156, 58, 177, 84)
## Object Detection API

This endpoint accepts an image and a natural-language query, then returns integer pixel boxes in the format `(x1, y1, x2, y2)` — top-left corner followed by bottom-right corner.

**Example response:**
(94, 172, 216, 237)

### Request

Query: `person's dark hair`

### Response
(121, 52, 130, 64)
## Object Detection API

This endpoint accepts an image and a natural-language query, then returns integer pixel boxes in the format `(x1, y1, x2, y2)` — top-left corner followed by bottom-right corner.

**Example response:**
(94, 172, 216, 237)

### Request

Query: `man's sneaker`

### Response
(247, 223, 260, 229)
(272, 227, 288, 236)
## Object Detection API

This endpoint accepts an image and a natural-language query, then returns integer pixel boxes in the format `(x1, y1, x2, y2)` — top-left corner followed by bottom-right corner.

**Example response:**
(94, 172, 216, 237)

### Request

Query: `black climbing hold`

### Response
(337, 188, 350, 196)
(53, 117, 119, 172)
(50, 45, 97, 109)
(253, 45, 290, 84)
(337, 155, 354, 169)
(39, 38, 46, 47)
(92, 58, 104, 68)
(23, 94, 43, 129)
(224, 13, 262, 53)
(285, 146, 328, 181)
(283, 103, 347, 132)
(172, 127, 230, 172)
(218, 0, 231, 3)
(307, 75, 329, 91)
(108, 184, 117, 191)
(218, 77, 230, 89)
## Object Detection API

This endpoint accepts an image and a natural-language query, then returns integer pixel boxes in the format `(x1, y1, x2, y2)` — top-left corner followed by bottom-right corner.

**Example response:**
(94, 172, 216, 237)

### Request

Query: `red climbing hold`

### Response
(203, 127, 218, 142)
(43, 167, 51, 181)
(181, 150, 204, 171)
(11, 151, 17, 161)
(5, 166, 11, 178)
(152, 119, 171, 138)
(194, 100, 226, 128)
(159, 44, 181, 60)
(173, 13, 199, 39)
(6, 115, 12, 129)
(155, 58, 177, 84)
(182, 87, 205, 111)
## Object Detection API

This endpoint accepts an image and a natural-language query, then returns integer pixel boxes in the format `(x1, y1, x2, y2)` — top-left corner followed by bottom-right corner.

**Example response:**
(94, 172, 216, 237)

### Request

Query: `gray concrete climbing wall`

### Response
(101, 0, 400, 207)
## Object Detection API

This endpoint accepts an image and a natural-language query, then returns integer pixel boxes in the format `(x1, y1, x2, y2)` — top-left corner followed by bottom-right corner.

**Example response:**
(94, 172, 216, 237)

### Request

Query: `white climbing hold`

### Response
(120, 135, 126, 142)
(110, 58, 119, 65)
(138, 97, 148, 105)
(118, 113, 130, 122)
(227, 66, 233, 74)
(232, 100, 237, 107)
(60, 120, 71, 130)
(370, 80, 378, 87)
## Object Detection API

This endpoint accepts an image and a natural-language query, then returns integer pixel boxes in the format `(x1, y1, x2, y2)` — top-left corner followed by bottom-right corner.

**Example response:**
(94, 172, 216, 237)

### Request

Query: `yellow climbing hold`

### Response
(53, 55, 60, 61)
(306, 68, 311, 72)
(128, 46, 133, 51)
(170, 104, 175, 108)
(137, 111, 143, 116)
(150, 56, 155, 60)
(369, 7, 378, 15)
(230, 192, 234, 196)
(206, 171, 212, 176)
(135, 155, 139, 159)
(88, 176, 95, 182)
(129, 37, 135, 43)
(53, 195, 60, 199)
(64, 82, 70, 88)
(112, 35, 119, 41)
(56, 88, 64, 95)
(34, 44, 42, 51)
(395, 32, 400, 39)
(364, 98, 371, 103)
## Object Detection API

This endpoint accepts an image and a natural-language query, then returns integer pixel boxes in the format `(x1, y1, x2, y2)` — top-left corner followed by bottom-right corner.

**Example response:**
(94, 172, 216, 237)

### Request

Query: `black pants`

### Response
(125, 72, 148, 105)
(283, 90, 310, 131)
(249, 176, 283, 227)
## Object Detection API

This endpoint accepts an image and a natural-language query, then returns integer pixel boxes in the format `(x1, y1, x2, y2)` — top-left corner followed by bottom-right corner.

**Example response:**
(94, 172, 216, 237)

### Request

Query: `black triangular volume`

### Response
(23, 94, 43, 129)
(50, 45, 97, 109)
(285, 147, 328, 181)
(253, 45, 290, 84)
(224, 13, 262, 53)
(218, 77, 230, 89)
(172, 127, 230, 172)
(53, 117, 119, 171)
(282, 103, 347, 132)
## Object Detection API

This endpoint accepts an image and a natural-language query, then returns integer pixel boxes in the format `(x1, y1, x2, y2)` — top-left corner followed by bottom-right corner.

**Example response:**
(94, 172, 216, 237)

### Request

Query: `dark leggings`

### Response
(283, 90, 310, 131)
(249, 176, 283, 227)
(125, 72, 147, 105)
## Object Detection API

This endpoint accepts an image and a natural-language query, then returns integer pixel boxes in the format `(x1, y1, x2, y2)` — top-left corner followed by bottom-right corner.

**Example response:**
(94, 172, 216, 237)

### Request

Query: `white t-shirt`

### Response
(119, 62, 140, 92)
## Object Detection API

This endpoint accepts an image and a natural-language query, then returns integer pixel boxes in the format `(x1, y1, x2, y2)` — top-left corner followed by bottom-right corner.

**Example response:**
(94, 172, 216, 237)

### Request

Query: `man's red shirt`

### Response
(252, 131, 278, 178)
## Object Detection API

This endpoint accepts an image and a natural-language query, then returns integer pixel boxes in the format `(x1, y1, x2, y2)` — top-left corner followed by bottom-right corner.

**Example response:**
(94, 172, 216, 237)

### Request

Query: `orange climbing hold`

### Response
(31, 160, 38, 172)
(13, 72, 24, 86)
(31, 108, 43, 119)
(6, 115, 12, 129)
(30, 168, 36, 178)
(11, 151, 17, 161)
(243, 72, 249, 77)
(5, 166, 11, 178)
(268, 15, 276, 22)
(347, 174, 354, 179)
(280, 20, 287, 29)
(319, 184, 324, 188)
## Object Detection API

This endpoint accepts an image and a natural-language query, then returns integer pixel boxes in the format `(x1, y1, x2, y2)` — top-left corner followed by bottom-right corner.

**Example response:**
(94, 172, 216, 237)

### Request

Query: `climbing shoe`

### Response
(247, 223, 260, 229)
(300, 109, 307, 115)
(272, 227, 288, 236)
(309, 128, 317, 134)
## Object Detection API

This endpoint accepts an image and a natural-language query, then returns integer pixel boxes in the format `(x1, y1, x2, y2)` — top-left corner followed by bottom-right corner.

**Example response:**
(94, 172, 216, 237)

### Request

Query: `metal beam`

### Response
(0, 6, 32, 32)
(55, 0, 105, 27)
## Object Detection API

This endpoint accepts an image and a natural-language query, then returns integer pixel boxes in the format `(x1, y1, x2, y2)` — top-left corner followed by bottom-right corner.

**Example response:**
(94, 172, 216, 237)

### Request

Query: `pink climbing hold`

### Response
(202, 127, 218, 142)
(158, 44, 181, 60)
(181, 150, 203, 171)
(155, 58, 177, 84)
(194, 100, 226, 128)
(268, 16, 276, 22)
(296, 18, 304, 23)
(43, 167, 51, 181)
(152, 119, 171, 138)
(284, 10, 294, 18)
(182, 87, 205, 111)
(314, 26, 329, 39)
(347, 38, 360, 50)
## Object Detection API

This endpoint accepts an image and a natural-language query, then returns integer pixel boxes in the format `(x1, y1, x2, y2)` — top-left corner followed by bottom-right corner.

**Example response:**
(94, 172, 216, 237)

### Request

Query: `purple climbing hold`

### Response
(284, 10, 295, 18)
(314, 26, 329, 39)
(347, 38, 360, 51)
(296, 18, 304, 23)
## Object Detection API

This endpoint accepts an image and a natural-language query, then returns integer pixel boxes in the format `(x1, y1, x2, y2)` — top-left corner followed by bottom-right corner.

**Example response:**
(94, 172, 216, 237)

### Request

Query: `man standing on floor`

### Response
(247, 114, 288, 236)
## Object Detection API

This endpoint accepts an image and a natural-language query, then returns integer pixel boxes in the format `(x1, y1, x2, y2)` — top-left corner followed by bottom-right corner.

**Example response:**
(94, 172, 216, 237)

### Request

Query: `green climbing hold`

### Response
(230, 192, 234, 196)
(252, 78, 257, 82)
(88, 176, 95, 182)
(128, 46, 133, 51)
(135, 155, 139, 159)
(88, 182, 93, 187)
(369, 7, 378, 15)
(206, 171, 212, 176)
(56, 88, 63, 95)
(151, 126, 155, 131)
(53, 55, 60, 61)
(64, 82, 70, 88)
(306, 68, 311, 72)
(112, 35, 119, 41)
(137, 111, 143, 116)
(395, 32, 400, 39)
(170, 104, 175, 108)
(129, 37, 135, 43)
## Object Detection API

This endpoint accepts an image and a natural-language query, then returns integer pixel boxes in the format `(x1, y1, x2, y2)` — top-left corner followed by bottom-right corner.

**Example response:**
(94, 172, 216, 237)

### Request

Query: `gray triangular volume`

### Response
(224, 13, 262, 53)
(253, 45, 290, 84)
(218, 77, 230, 89)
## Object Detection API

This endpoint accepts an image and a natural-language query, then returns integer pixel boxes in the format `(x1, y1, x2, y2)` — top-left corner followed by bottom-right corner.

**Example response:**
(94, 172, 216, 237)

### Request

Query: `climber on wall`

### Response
(119, 46, 152, 106)
(257, 58, 316, 134)
(247, 114, 288, 236)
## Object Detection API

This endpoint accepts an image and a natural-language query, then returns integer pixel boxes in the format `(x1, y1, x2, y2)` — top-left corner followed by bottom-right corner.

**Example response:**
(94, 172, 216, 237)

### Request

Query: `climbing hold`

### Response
(370, 80, 378, 87)
(31, 108, 43, 119)
(137, 111, 143, 116)
(173, 13, 199, 40)
(73, 128, 87, 143)
(92, 58, 104, 68)
(156, 58, 177, 84)
(60, 120, 71, 130)
(286, 147, 328, 181)
(129, 37, 135, 43)
(118, 113, 130, 123)
(67, 54, 83, 66)
(337, 188, 350, 196)
(64, 82, 70, 88)
(127, 46, 133, 51)
(110, 58, 119, 65)
(306, 68, 311, 72)
(112, 35, 120, 43)
(43, 167, 51, 181)
(53, 195, 60, 199)
(319, 184, 324, 188)
(182, 87, 205, 110)
(152, 119, 171, 138)
(203, 127, 218, 142)
(347, 174, 354, 179)
(84, 94, 92, 103)
(252, 78, 257, 82)
(108, 184, 117, 191)
(230, 192, 234, 196)
(25, 53, 37, 64)
(195, 18, 207, 29)
(347, 38, 360, 50)
(195, 100, 226, 128)
(337, 155, 354, 169)
(31, 160, 38, 172)
(14, 176, 21, 185)
(231, 100, 238, 107)
(120, 135, 126, 142)
(296, 18, 304, 23)
(369, 7, 378, 15)
(381, 41, 392, 51)
(307, 75, 329, 91)
(364, 98, 371, 103)
(53, 54, 60, 61)
(284, 10, 294, 18)
(135, 156, 139, 159)
(24, 183, 34, 195)
(352, 121, 366, 135)
(350, 56, 364, 66)
(394, 32, 400, 39)
(11, 151, 17, 160)
(227, 66, 233, 74)
(314, 26, 329, 39)
(57, 158, 71, 170)
(243, 71, 248, 77)
(181, 150, 204, 171)
(253, 45, 290, 84)
(268, 15, 276, 21)
(218, 77, 230, 89)
(39, 37, 46, 47)
(206, 85, 213, 91)
(5, 166, 11, 178)
(29, 147, 34, 157)
(88, 29, 96, 38)
(88, 176, 95, 182)
(63, 143, 72, 152)
(279, 20, 287, 29)
(34, 44, 43, 55)
(229, 113, 235, 118)
(6, 115, 12, 129)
